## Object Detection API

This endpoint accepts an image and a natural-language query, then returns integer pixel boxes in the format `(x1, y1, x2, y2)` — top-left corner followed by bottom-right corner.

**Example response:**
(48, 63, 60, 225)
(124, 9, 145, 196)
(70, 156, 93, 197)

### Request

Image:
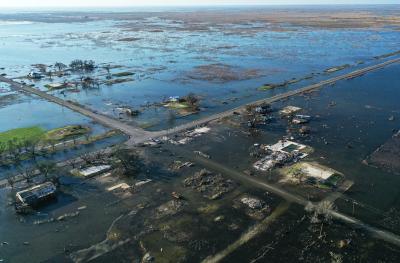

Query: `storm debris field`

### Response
(1, 5, 400, 263)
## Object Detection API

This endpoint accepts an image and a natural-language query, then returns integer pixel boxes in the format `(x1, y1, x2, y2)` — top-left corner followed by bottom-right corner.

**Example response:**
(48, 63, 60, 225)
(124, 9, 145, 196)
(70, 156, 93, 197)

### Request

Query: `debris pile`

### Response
(280, 106, 302, 116)
(245, 103, 274, 128)
(234, 195, 270, 220)
(155, 199, 186, 219)
(166, 126, 211, 145)
(253, 140, 310, 171)
(183, 169, 235, 200)
(169, 161, 194, 171)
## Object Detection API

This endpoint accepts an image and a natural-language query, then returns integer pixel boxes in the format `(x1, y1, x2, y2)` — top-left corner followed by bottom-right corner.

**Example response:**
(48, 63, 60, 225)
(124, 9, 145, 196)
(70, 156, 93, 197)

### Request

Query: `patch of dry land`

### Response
(117, 8, 400, 33)
(8, 7, 399, 32)
(186, 63, 262, 83)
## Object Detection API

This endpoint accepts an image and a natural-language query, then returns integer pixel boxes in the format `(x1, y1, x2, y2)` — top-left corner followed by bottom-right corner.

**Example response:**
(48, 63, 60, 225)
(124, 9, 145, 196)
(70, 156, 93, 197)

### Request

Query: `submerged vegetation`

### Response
(69, 59, 96, 72)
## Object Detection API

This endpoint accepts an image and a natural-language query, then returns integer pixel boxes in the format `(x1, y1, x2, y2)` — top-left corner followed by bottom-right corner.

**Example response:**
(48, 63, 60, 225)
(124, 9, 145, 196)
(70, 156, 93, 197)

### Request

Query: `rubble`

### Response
(142, 252, 154, 263)
(57, 211, 80, 221)
(234, 195, 270, 220)
(214, 215, 225, 222)
(183, 169, 235, 200)
(253, 140, 311, 171)
(155, 199, 186, 219)
(166, 126, 211, 145)
(169, 161, 194, 171)
(193, 151, 210, 159)
(280, 106, 302, 116)
(240, 197, 264, 209)
(299, 126, 311, 134)
(116, 107, 140, 116)
(292, 115, 311, 125)
(171, 192, 183, 200)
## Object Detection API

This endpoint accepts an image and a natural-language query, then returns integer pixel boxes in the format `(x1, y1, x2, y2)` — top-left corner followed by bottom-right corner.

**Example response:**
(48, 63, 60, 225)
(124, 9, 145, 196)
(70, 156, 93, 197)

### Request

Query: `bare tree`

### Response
(22, 167, 36, 184)
(36, 161, 57, 181)
(104, 64, 112, 79)
(113, 147, 141, 177)
(6, 173, 16, 189)
(54, 62, 67, 72)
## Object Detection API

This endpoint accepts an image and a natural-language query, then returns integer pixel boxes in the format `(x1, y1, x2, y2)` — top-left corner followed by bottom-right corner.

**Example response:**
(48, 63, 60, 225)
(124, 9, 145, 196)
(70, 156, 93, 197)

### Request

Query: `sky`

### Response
(0, 0, 398, 8)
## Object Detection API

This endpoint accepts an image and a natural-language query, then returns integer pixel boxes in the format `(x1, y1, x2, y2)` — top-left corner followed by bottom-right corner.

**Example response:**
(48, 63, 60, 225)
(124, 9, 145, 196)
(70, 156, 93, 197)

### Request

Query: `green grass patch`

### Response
(44, 83, 67, 90)
(44, 125, 90, 141)
(104, 78, 133, 85)
(0, 126, 45, 148)
(258, 84, 274, 91)
(0, 125, 91, 152)
(164, 102, 191, 109)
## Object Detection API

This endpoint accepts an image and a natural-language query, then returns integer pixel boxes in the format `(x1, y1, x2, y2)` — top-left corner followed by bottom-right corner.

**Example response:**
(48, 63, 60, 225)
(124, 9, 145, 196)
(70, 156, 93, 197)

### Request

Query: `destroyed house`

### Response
(16, 182, 57, 207)
(27, 72, 42, 79)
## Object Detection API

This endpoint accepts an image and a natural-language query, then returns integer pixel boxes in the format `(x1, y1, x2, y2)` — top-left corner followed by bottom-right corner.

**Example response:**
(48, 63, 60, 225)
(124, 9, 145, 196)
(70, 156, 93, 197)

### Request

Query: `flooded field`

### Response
(0, 5, 400, 263)
(1, 6, 400, 130)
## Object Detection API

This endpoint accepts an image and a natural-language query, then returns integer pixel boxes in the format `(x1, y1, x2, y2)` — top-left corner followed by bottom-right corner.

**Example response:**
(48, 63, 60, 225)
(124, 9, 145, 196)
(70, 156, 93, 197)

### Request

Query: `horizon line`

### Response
(1, 3, 400, 9)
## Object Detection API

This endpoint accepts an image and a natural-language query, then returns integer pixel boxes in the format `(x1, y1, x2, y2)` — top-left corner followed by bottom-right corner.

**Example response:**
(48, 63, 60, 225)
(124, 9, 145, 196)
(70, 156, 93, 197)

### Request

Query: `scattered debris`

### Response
(141, 252, 154, 263)
(193, 151, 211, 159)
(299, 126, 311, 134)
(253, 140, 311, 171)
(57, 211, 80, 221)
(324, 64, 350, 73)
(234, 195, 270, 220)
(116, 107, 140, 116)
(107, 183, 131, 192)
(135, 179, 152, 187)
(27, 71, 42, 79)
(184, 169, 235, 200)
(240, 196, 264, 210)
(214, 215, 225, 222)
(338, 239, 351, 249)
(169, 161, 194, 171)
(280, 106, 302, 116)
(171, 192, 183, 200)
(155, 200, 186, 219)
(78, 205, 87, 211)
(329, 101, 337, 107)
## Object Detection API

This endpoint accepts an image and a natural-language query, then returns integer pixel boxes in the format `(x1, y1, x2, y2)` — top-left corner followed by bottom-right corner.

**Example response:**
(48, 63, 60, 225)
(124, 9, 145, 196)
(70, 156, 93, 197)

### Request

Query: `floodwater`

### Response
(1, 7, 400, 130)
(0, 6, 400, 263)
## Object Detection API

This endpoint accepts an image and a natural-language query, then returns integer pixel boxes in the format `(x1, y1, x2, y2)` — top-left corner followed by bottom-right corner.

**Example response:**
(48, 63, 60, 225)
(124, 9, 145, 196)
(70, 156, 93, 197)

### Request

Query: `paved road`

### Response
(176, 146, 400, 247)
(2, 57, 400, 146)
(0, 75, 153, 142)
(153, 57, 400, 140)
(2, 59, 400, 247)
